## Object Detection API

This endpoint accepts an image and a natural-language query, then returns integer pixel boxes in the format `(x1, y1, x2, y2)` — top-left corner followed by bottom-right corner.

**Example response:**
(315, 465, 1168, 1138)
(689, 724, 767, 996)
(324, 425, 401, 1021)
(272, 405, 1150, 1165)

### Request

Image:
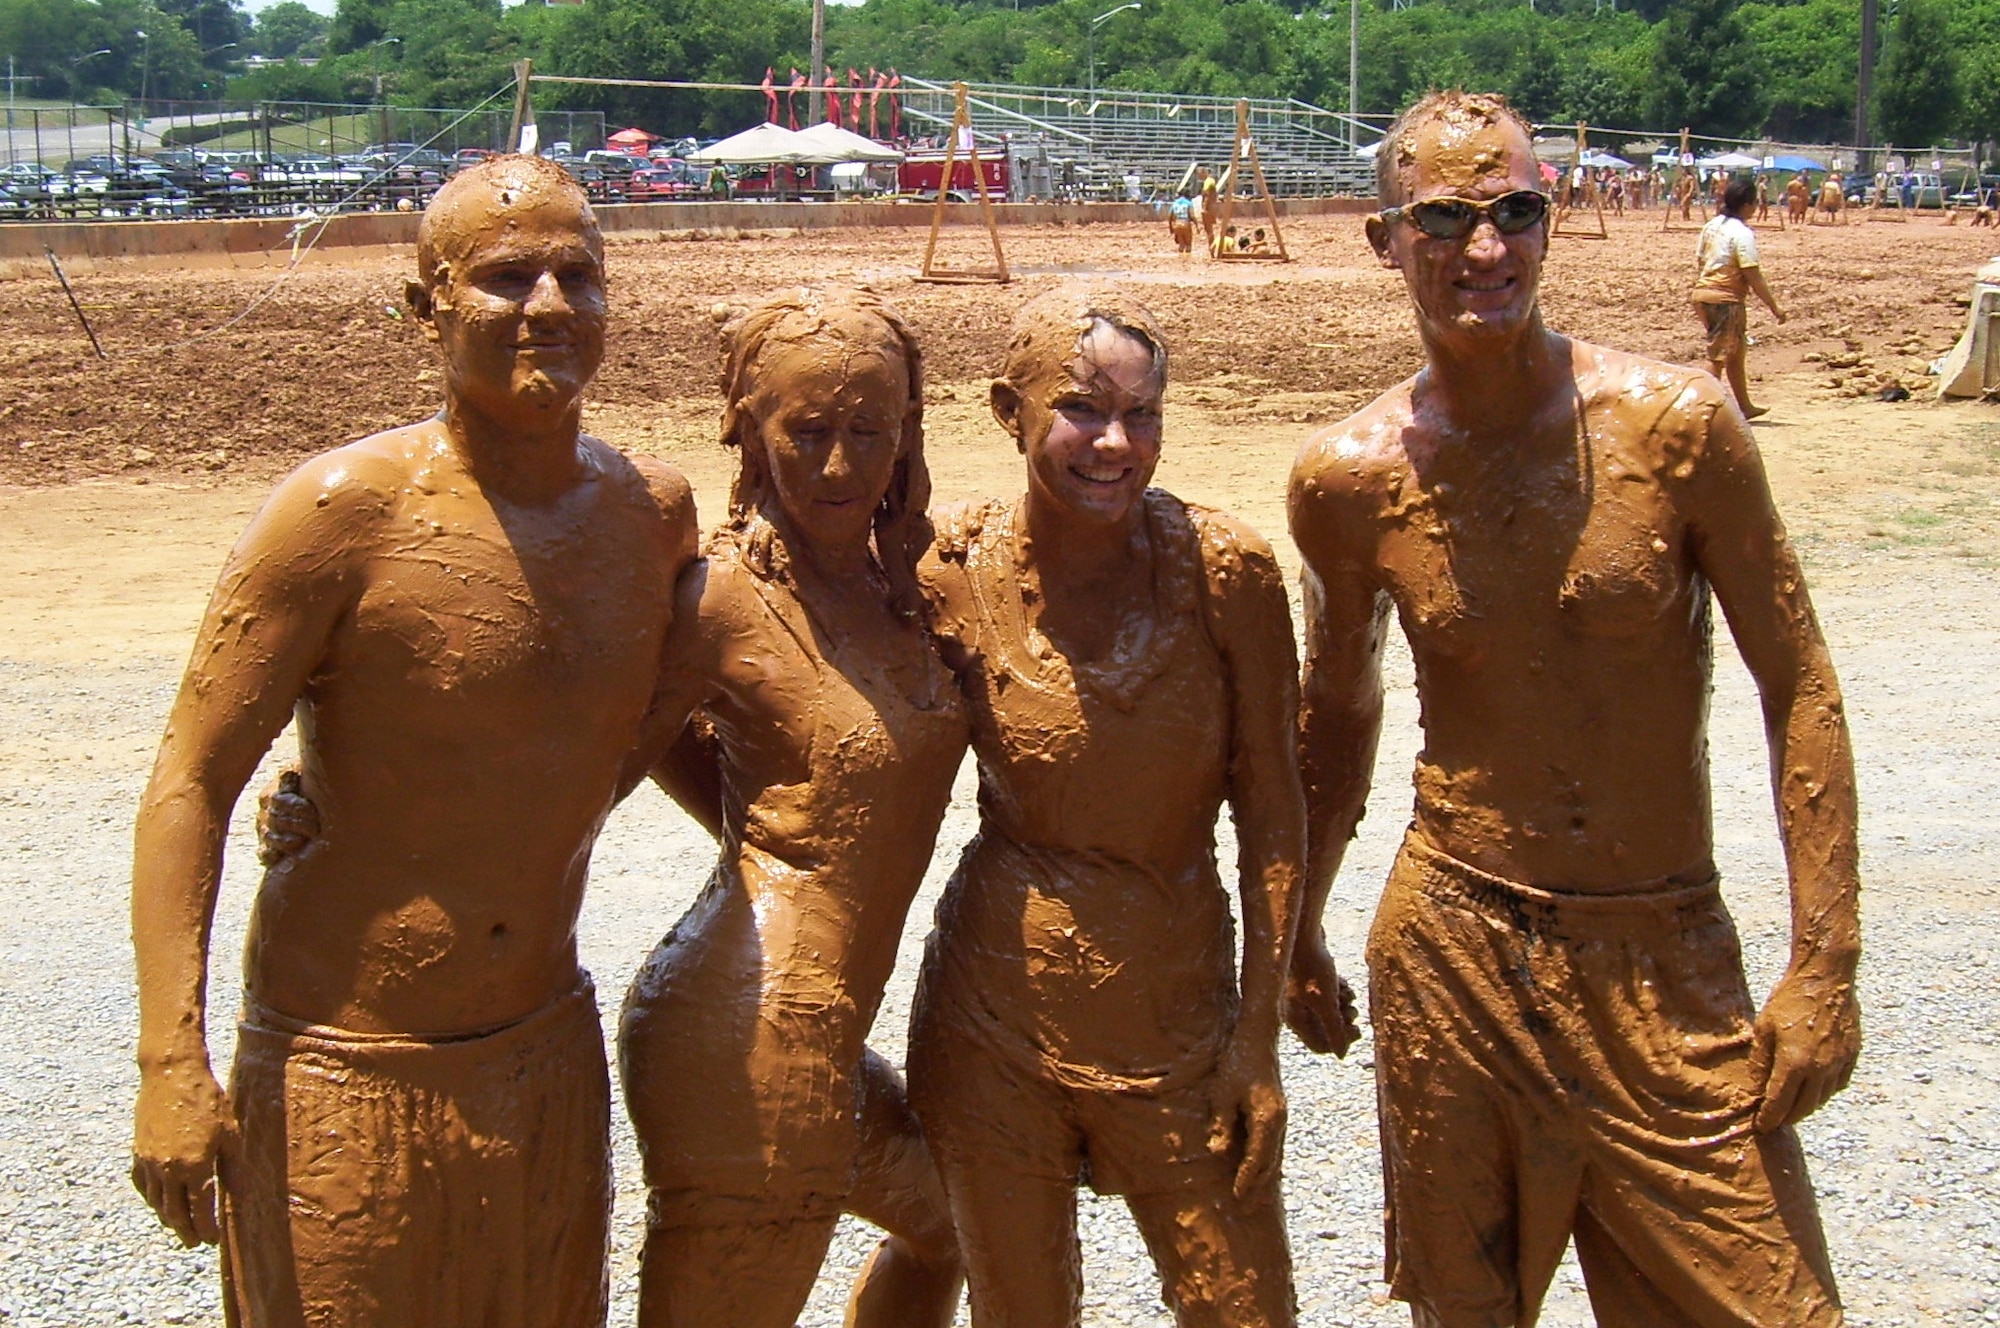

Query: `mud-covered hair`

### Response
(416, 154, 597, 288)
(716, 286, 932, 620)
(994, 284, 1169, 416)
(1374, 90, 1537, 208)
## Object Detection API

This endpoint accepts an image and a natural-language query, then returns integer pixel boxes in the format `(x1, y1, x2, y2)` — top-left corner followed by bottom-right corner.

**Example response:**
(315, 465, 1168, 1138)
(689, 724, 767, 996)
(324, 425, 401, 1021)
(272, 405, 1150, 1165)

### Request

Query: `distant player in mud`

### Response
(130, 155, 700, 1327)
(1673, 169, 1697, 219)
(1200, 167, 1220, 251)
(1168, 186, 1197, 255)
(1818, 173, 1847, 224)
(1288, 91, 1860, 1326)
(1693, 176, 1788, 419)
(1786, 172, 1812, 224)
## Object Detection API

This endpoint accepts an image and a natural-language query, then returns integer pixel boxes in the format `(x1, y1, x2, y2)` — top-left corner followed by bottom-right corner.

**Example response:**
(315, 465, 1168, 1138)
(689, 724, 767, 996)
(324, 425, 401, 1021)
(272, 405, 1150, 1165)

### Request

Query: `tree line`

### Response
(1, 0, 1987, 151)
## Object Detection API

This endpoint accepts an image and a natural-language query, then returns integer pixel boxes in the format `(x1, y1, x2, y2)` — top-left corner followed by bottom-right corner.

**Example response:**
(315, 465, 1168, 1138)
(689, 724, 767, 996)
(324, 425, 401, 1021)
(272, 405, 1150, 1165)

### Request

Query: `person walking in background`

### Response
(1199, 166, 1220, 252)
(1693, 176, 1787, 419)
(1167, 186, 1197, 255)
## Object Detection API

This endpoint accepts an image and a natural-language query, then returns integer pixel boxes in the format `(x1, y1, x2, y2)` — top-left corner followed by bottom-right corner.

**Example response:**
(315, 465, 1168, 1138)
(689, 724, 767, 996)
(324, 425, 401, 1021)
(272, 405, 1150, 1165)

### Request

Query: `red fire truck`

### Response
(897, 151, 1007, 198)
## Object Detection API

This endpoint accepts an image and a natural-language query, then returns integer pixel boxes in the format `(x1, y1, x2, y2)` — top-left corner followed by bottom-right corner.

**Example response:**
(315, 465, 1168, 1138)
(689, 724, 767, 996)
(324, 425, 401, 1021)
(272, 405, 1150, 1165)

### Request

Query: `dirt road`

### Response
(2, 210, 1997, 1326)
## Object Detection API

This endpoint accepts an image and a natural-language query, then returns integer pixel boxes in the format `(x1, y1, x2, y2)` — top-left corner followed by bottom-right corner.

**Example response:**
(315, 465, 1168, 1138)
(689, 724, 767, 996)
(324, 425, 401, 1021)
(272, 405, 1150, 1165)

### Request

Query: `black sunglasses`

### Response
(1380, 190, 1550, 240)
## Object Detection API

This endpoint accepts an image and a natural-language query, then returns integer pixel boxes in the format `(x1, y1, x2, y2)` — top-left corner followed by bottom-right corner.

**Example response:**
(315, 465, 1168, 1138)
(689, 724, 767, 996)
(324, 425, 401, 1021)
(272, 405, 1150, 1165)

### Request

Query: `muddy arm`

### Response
(132, 460, 363, 1246)
(1286, 460, 1387, 1057)
(1204, 516, 1309, 1197)
(1686, 393, 1861, 1131)
(1743, 265, 1786, 322)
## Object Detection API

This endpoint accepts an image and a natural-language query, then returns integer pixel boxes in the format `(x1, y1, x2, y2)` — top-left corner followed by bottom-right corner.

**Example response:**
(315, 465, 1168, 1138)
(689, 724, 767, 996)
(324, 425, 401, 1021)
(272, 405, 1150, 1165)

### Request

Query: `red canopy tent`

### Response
(606, 127, 662, 154)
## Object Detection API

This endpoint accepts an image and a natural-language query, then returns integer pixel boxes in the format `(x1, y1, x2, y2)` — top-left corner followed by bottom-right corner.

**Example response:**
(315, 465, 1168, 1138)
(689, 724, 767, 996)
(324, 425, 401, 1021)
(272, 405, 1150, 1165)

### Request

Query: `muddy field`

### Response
(1, 210, 1993, 485)
(2, 211, 1998, 1327)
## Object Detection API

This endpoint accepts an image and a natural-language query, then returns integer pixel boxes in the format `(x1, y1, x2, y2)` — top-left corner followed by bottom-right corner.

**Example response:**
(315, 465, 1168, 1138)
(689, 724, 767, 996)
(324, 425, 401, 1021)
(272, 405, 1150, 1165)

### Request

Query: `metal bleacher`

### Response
(896, 79, 1378, 199)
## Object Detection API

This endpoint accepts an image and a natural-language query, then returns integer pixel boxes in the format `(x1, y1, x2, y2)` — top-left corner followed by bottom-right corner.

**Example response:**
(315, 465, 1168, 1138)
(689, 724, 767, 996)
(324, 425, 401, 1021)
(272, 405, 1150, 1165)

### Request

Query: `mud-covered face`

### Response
(742, 312, 911, 552)
(1001, 320, 1164, 526)
(1368, 111, 1547, 344)
(419, 187, 606, 424)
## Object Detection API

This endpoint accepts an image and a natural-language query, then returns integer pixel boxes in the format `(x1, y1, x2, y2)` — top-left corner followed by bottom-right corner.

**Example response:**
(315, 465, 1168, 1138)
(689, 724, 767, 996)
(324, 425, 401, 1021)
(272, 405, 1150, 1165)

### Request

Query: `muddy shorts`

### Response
(1367, 831, 1842, 1327)
(1698, 298, 1747, 361)
(220, 981, 611, 1328)
(1170, 218, 1195, 252)
(906, 984, 1233, 1199)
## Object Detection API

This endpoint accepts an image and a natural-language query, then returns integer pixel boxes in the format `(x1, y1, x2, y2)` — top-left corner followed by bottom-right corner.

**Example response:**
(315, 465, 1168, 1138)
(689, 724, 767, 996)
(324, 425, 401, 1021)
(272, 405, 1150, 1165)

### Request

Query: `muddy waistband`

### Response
(1398, 830, 1724, 943)
(239, 975, 597, 1051)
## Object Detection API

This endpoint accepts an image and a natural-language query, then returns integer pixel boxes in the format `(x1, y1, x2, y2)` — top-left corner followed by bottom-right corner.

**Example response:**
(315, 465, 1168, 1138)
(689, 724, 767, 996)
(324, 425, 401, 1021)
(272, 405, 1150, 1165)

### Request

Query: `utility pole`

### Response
(810, 0, 825, 125)
(1856, 0, 1876, 161)
(1349, 0, 1359, 147)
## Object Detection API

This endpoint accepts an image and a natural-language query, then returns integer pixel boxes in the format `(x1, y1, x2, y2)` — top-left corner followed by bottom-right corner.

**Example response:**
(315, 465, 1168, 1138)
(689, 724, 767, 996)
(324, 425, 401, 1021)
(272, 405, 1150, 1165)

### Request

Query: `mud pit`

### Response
(3, 213, 1999, 1326)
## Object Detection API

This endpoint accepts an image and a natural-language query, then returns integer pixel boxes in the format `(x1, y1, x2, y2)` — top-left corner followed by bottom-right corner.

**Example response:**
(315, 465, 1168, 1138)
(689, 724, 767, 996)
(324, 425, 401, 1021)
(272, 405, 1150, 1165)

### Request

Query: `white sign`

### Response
(1680, 151, 1695, 166)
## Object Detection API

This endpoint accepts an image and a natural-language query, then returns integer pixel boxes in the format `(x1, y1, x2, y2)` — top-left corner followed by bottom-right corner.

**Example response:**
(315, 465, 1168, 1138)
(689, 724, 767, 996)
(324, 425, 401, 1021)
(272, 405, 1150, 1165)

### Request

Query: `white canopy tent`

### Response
(1698, 151, 1763, 170)
(686, 123, 836, 165)
(794, 122, 904, 163)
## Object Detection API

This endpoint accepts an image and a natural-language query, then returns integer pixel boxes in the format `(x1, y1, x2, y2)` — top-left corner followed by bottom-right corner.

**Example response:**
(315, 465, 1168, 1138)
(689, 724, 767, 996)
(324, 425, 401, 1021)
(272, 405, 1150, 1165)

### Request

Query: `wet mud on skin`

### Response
(2, 216, 1999, 1326)
(124, 157, 700, 1325)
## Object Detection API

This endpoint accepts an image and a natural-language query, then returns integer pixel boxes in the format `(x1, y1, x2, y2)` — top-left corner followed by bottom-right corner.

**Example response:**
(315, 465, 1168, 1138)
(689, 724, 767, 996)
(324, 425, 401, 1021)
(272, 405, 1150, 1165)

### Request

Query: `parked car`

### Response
(1947, 175, 2000, 207)
(625, 163, 697, 200)
(1849, 171, 1947, 207)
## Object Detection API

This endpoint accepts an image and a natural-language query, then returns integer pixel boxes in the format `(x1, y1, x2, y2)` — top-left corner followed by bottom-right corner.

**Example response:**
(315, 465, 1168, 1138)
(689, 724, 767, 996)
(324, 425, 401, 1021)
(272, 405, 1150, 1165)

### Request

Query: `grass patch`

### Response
(1941, 438, 2000, 478)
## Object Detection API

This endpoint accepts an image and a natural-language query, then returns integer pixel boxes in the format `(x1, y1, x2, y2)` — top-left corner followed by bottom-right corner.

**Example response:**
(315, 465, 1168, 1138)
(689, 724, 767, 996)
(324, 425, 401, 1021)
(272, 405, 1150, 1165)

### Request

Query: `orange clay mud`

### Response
(1293, 92, 1859, 1324)
(129, 155, 700, 1327)
(906, 286, 1317, 1327)
(615, 288, 967, 1328)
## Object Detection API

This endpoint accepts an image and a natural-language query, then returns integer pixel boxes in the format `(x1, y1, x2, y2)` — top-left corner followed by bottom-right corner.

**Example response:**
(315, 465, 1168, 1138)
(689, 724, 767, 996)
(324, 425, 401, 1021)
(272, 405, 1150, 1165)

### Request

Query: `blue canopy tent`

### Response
(1770, 153, 1829, 173)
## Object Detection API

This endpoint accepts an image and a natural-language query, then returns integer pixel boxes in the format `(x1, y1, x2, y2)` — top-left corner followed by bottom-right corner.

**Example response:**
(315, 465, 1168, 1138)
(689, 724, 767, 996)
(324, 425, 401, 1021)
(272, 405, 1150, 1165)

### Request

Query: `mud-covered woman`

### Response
(905, 286, 1344, 1327)
(613, 287, 970, 1328)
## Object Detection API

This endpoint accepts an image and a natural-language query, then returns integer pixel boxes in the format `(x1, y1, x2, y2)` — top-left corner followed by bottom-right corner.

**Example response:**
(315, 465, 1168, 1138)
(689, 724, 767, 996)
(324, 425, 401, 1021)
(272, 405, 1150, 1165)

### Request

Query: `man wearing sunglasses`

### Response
(1287, 91, 1857, 1326)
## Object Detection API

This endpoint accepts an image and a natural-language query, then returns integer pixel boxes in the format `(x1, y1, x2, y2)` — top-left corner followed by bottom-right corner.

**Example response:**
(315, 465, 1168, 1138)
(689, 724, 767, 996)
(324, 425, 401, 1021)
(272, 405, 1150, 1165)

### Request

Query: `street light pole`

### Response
(372, 36, 400, 153)
(1088, 2, 1141, 100)
(67, 48, 110, 105)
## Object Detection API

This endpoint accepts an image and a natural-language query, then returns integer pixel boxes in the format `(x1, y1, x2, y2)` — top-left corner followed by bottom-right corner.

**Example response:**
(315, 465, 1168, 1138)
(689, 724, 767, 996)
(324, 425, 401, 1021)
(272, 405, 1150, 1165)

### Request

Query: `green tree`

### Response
(1874, 0, 1957, 147)
(542, 0, 809, 136)
(157, 0, 251, 57)
(1737, 0, 1855, 143)
(1642, 0, 1767, 136)
(252, 2, 331, 60)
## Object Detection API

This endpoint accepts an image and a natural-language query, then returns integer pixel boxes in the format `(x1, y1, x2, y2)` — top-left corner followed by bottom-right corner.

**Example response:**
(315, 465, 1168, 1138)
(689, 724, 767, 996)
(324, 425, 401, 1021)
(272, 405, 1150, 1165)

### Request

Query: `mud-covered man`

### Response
(130, 156, 698, 1326)
(1285, 91, 1860, 1326)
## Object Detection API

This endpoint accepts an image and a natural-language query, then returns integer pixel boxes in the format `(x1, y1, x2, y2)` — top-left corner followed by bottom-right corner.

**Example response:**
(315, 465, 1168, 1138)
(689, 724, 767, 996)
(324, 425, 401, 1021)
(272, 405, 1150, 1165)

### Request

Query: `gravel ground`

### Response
(1, 526, 1995, 1326)
(5, 207, 1999, 1322)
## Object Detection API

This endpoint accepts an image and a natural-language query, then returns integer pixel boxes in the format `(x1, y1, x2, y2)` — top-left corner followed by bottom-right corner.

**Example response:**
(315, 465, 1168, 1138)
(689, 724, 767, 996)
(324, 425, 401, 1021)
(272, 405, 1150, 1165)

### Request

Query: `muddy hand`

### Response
(132, 1061, 232, 1247)
(255, 767, 319, 866)
(1748, 960, 1861, 1132)
(1285, 934, 1360, 1057)
(1209, 1041, 1287, 1202)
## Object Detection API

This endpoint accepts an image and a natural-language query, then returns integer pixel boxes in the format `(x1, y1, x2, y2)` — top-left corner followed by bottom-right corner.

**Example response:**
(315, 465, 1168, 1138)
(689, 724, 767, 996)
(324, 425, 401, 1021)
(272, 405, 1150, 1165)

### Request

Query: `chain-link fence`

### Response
(0, 99, 606, 221)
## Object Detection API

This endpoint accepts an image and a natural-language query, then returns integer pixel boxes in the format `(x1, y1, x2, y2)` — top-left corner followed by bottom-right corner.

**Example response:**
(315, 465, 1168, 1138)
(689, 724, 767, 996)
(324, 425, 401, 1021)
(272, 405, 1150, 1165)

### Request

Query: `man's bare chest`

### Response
(1371, 451, 1699, 655)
